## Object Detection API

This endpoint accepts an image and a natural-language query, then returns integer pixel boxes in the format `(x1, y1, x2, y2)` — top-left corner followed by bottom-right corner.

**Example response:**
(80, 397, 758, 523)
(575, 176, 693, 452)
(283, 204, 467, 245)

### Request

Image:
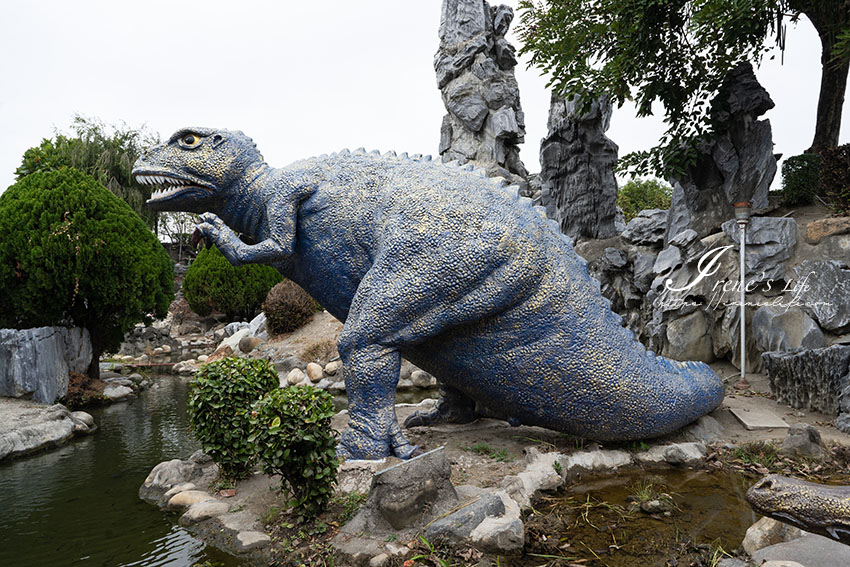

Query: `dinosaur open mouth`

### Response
(135, 173, 211, 203)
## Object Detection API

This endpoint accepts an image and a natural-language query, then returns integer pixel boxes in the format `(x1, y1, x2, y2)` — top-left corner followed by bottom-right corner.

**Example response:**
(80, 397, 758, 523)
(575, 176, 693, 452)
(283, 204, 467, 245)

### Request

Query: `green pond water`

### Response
(519, 469, 758, 567)
(0, 375, 243, 567)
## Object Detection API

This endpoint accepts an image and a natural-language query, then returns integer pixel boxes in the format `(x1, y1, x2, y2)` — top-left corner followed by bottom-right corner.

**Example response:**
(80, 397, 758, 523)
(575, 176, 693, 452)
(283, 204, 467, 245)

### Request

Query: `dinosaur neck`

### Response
(217, 161, 278, 239)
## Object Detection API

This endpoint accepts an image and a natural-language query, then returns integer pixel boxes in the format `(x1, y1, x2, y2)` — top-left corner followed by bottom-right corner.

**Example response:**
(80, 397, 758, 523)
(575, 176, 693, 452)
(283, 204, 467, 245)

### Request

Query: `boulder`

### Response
(305, 362, 324, 382)
(0, 401, 78, 461)
(721, 217, 797, 284)
(792, 260, 850, 333)
(0, 326, 92, 404)
(805, 216, 850, 244)
(742, 516, 803, 556)
(425, 493, 505, 543)
(780, 423, 824, 459)
(621, 209, 668, 247)
(663, 309, 715, 362)
(538, 94, 619, 239)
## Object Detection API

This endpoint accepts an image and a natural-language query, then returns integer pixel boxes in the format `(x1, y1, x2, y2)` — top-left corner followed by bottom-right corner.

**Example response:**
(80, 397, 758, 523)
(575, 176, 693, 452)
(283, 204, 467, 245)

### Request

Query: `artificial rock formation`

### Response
(666, 62, 777, 243)
(538, 95, 620, 239)
(0, 327, 91, 404)
(435, 0, 528, 181)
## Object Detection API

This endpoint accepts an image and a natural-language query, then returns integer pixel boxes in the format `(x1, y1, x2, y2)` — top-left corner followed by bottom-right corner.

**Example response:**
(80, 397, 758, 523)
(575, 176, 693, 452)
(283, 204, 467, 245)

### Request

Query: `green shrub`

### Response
(182, 244, 282, 321)
(819, 144, 850, 214)
(263, 280, 318, 335)
(617, 178, 673, 222)
(0, 168, 173, 379)
(781, 153, 821, 206)
(187, 357, 279, 480)
(249, 386, 339, 522)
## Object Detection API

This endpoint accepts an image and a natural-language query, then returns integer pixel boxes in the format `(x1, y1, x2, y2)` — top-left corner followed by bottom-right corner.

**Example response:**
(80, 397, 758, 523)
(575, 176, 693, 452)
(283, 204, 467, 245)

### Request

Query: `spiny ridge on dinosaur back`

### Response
(133, 126, 725, 461)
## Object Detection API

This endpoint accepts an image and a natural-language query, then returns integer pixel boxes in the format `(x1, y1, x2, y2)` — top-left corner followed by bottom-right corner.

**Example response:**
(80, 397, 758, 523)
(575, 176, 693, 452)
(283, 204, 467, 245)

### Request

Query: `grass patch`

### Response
(464, 443, 514, 462)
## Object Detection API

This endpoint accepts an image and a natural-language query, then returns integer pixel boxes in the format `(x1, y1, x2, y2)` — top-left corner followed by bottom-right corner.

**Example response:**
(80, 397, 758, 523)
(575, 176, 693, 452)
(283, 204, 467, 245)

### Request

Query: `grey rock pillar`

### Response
(435, 0, 528, 182)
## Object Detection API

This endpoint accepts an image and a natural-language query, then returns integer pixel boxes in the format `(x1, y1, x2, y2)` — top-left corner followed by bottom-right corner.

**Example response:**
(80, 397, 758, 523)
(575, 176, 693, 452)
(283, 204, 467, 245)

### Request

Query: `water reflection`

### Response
(0, 375, 243, 567)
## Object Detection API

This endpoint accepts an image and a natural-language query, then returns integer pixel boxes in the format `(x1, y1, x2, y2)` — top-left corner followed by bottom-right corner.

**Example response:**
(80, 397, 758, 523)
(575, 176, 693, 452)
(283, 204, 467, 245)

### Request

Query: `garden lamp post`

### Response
(733, 201, 752, 387)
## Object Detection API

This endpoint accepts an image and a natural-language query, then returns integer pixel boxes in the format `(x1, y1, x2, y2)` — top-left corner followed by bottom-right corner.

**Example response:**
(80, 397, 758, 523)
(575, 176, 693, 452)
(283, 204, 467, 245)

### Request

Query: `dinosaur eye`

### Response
(179, 134, 201, 148)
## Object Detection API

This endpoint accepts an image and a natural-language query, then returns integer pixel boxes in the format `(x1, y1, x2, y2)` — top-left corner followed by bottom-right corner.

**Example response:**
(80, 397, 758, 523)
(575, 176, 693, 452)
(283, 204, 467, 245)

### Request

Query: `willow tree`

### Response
(15, 116, 160, 230)
(518, 0, 850, 175)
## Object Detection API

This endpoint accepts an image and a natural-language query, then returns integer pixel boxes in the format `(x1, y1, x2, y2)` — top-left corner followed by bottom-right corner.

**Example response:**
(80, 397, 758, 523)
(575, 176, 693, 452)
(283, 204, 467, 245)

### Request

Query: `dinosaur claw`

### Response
(191, 227, 208, 249)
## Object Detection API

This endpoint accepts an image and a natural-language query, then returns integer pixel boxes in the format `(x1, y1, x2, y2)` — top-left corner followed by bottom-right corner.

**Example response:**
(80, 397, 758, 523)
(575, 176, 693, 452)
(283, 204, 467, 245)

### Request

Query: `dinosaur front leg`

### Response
(336, 341, 418, 460)
(196, 212, 289, 266)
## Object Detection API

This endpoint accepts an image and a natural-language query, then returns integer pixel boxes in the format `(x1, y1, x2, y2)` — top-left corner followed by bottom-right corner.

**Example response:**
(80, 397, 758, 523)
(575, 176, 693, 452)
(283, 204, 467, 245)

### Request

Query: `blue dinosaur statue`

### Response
(133, 127, 725, 460)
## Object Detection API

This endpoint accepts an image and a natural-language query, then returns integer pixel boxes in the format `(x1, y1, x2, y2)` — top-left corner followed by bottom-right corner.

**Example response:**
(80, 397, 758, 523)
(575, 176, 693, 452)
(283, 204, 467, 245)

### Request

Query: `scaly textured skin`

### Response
(747, 474, 850, 545)
(133, 127, 725, 460)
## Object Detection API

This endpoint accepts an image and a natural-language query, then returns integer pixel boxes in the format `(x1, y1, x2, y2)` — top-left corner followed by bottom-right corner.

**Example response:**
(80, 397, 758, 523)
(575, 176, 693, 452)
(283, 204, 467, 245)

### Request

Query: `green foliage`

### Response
(0, 169, 173, 374)
(263, 280, 318, 335)
(182, 244, 282, 321)
(15, 116, 160, 229)
(818, 144, 850, 213)
(781, 153, 822, 207)
(617, 178, 673, 222)
(516, 1, 809, 176)
(249, 386, 339, 522)
(187, 357, 278, 480)
(464, 442, 514, 462)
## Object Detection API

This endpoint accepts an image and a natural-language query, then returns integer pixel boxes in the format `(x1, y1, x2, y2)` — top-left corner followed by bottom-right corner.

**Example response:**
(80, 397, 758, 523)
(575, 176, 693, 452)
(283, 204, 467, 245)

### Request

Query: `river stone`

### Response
(70, 411, 94, 427)
(236, 531, 271, 551)
(721, 217, 797, 284)
(425, 493, 505, 543)
(103, 384, 134, 401)
(139, 458, 214, 506)
(324, 360, 342, 376)
(286, 368, 306, 386)
(742, 516, 803, 556)
(410, 370, 434, 388)
(238, 335, 263, 354)
(305, 362, 324, 382)
(469, 514, 524, 553)
(167, 490, 215, 511)
(792, 260, 850, 333)
(621, 209, 668, 247)
(179, 500, 230, 525)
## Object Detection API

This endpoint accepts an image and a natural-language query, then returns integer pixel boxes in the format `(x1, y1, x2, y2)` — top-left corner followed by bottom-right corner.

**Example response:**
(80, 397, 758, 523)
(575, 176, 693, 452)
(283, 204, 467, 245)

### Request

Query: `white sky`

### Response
(0, 1, 842, 195)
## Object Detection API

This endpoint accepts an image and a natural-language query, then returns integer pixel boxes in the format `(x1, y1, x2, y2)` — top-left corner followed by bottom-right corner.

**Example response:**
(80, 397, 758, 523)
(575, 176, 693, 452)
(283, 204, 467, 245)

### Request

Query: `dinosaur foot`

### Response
(336, 427, 420, 460)
(404, 386, 478, 428)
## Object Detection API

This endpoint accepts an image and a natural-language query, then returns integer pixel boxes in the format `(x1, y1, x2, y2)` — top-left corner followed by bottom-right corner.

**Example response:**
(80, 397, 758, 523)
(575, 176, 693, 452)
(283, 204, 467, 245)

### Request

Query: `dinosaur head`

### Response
(133, 127, 265, 213)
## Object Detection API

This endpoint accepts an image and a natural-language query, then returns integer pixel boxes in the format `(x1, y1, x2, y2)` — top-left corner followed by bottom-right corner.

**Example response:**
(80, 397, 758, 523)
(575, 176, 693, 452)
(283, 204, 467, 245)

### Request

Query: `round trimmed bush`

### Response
(249, 385, 339, 522)
(263, 280, 318, 335)
(187, 357, 278, 480)
(182, 244, 282, 321)
(0, 168, 173, 378)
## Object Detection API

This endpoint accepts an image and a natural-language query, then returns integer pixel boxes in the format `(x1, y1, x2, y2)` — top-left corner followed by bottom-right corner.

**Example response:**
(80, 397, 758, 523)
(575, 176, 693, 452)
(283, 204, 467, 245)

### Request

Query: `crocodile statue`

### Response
(747, 474, 850, 545)
(133, 127, 725, 460)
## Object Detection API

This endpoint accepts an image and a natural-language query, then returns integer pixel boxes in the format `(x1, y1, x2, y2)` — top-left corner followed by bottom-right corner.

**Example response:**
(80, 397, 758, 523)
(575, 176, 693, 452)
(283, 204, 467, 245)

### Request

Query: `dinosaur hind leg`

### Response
(404, 384, 478, 428)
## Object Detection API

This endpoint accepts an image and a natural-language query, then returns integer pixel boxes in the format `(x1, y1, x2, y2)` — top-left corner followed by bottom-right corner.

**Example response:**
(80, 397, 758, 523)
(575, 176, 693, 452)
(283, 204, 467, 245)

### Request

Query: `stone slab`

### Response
(729, 407, 789, 430)
(752, 533, 850, 567)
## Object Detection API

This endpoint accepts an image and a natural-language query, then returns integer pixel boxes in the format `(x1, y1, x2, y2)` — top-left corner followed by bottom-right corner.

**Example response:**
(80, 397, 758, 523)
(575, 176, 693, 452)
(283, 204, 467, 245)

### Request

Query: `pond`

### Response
(0, 375, 243, 567)
(522, 469, 757, 567)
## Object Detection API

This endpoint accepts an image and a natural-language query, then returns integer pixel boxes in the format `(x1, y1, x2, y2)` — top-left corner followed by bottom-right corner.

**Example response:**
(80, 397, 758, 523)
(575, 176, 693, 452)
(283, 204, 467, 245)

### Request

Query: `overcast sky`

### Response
(0, 1, 843, 195)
